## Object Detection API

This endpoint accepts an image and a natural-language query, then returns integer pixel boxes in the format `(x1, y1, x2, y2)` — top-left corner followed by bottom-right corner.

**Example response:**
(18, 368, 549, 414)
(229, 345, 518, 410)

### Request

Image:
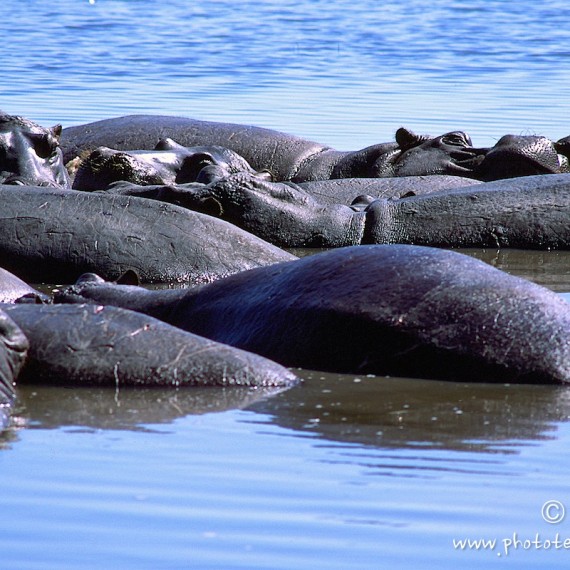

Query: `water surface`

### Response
(2, 1, 570, 568)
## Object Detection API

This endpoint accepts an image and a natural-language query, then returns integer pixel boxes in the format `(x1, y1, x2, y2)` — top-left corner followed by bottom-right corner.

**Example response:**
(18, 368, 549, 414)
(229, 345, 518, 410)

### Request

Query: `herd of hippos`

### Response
(1, 110, 569, 427)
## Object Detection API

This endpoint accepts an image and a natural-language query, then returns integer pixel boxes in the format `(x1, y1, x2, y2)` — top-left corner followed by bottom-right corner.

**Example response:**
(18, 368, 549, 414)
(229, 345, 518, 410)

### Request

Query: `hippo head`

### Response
(474, 134, 569, 181)
(72, 138, 261, 191)
(371, 128, 488, 178)
(0, 112, 70, 188)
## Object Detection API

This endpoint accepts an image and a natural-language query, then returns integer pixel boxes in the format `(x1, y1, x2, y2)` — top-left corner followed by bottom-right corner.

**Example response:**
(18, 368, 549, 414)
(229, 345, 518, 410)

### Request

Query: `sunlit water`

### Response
(2, 0, 570, 568)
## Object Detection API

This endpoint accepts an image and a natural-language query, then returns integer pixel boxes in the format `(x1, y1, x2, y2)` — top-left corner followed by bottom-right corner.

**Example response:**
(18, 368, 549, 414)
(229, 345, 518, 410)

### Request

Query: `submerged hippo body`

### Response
(61, 114, 341, 181)
(101, 171, 570, 249)
(364, 173, 570, 249)
(0, 185, 294, 284)
(1, 303, 299, 388)
(0, 309, 28, 426)
(0, 112, 70, 188)
(56, 245, 570, 384)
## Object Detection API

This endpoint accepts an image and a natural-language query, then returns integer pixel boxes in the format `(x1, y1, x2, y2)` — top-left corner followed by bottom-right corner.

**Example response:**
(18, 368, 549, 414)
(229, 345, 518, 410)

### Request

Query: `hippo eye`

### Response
(441, 132, 472, 147)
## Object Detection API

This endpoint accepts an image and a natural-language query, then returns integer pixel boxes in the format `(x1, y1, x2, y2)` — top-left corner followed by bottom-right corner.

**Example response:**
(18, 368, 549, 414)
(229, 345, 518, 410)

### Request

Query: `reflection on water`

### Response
(2, 372, 570, 569)
(8, 384, 288, 434)
(249, 371, 570, 453)
(7, 373, 570, 456)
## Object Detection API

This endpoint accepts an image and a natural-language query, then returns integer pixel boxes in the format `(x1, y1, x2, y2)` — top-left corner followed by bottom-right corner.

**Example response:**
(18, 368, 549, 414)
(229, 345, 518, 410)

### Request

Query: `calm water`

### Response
(2, 1, 570, 568)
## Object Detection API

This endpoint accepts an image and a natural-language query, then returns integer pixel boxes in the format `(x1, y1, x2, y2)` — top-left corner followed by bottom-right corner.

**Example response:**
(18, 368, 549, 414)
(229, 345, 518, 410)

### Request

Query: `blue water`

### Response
(3, 0, 570, 148)
(2, 1, 570, 569)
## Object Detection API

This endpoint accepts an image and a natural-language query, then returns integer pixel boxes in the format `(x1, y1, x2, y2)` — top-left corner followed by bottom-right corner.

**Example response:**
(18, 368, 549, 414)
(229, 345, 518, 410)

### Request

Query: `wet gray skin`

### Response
(55, 244, 570, 384)
(0, 267, 50, 304)
(1, 303, 300, 388)
(0, 185, 295, 284)
(95, 171, 570, 249)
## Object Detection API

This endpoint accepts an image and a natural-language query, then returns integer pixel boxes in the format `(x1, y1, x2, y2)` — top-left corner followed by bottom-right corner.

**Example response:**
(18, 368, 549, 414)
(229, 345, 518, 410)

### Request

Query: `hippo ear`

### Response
(395, 127, 430, 151)
(116, 269, 140, 286)
(51, 124, 63, 139)
(554, 136, 570, 160)
(178, 152, 216, 183)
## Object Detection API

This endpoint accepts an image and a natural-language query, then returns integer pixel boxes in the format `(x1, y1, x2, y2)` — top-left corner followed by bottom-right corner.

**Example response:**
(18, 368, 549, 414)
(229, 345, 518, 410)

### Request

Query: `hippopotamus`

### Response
(0, 184, 295, 284)
(0, 308, 28, 427)
(0, 111, 70, 188)
(0, 303, 299, 388)
(0, 267, 50, 304)
(72, 140, 482, 202)
(55, 244, 570, 384)
(60, 115, 569, 182)
(90, 169, 570, 249)
(72, 138, 265, 191)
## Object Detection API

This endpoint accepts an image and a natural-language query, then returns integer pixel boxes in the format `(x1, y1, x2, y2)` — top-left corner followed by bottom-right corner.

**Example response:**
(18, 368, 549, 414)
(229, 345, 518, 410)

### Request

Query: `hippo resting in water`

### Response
(0, 111, 70, 188)
(0, 303, 299, 389)
(95, 169, 570, 249)
(60, 114, 570, 182)
(72, 137, 482, 201)
(56, 245, 570, 384)
(0, 185, 294, 284)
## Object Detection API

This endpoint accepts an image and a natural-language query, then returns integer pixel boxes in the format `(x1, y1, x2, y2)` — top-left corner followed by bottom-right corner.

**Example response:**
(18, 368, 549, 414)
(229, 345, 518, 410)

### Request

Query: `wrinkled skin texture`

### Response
(55, 245, 570, 384)
(0, 267, 50, 304)
(1, 303, 299, 388)
(364, 173, 570, 249)
(0, 185, 295, 284)
(476, 134, 569, 181)
(72, 138, 262, 191)
(296, 174, 482, 205)
(97, 170, 570, 249)
(0, 309, 29, 426)
(0, 112, 70, 188)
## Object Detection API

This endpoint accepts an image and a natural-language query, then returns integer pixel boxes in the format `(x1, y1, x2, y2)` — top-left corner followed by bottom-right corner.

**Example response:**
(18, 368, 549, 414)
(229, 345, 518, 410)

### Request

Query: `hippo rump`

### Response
(0, 267, 50, 304)
(0, 303, 299, 389)
(0, 111, 70, 188)
(0, 185, 294, 284)
(93, 170, 570, 249)
(55, 245, 570, 384)
(62, 115, 568, 183)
